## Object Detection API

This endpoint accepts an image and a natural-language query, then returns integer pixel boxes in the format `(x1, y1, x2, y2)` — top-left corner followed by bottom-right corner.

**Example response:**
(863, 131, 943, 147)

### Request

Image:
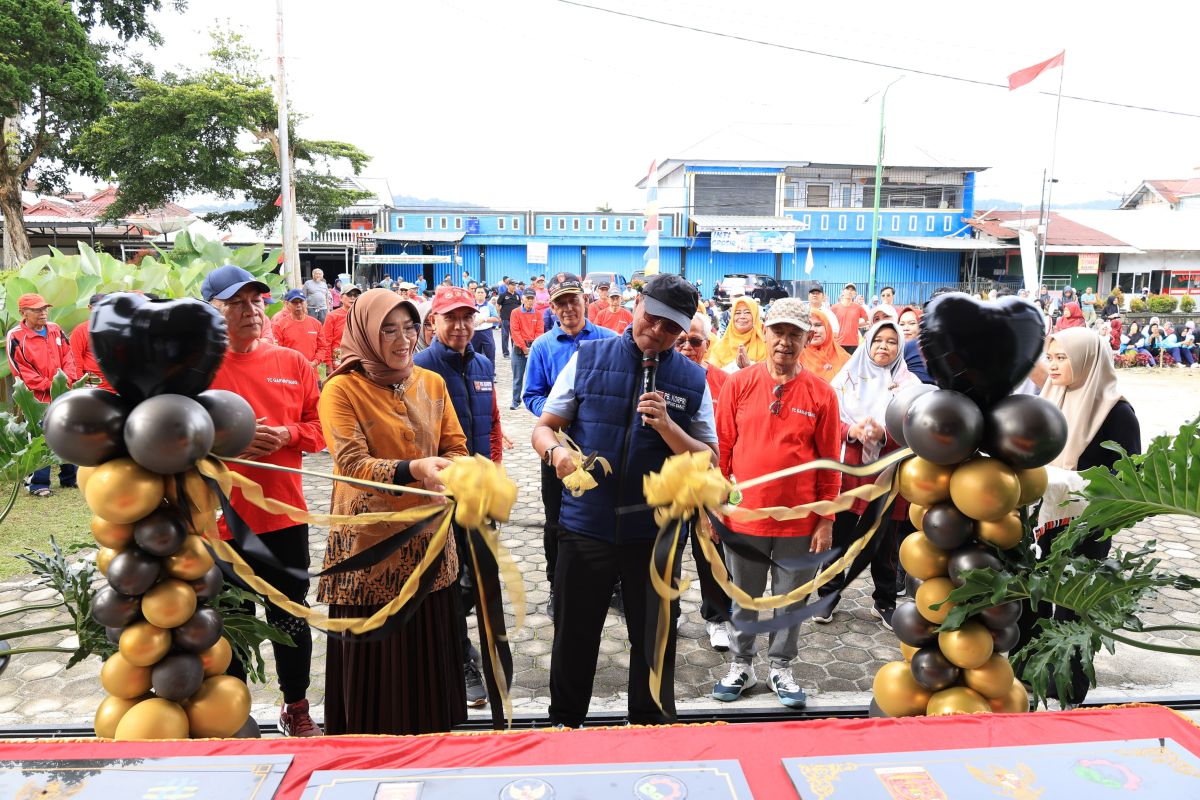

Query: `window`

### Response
(820, 214, 829, 231)
(544, 217, 551, 231)
(841, 185, 853, 207)
(615, 219, 623, 231)
(657, 219, 664, 231)
(425, 217, 433, 230)
(558, 218, 566, 230)
(512, 217, 520, 230)
(498, 217, 506, 230)
(630, 219, 638, 230)
(784, 180, 802, 206)
(572, 218, 580, 231)
(600, 218, 608, 231)
(837, 214, 847, 231)
(926, 215, 936, 231)
(395, 217, 405, 230)
(585, 218, 593, 231)
(806, 184, 831, 207)
(454, 217, 462, 230)
(440, 217, 448, 229)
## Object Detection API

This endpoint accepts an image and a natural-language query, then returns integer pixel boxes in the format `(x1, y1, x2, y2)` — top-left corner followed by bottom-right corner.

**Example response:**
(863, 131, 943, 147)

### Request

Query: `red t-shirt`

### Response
(272, 313, 326, 364)
(587, 298, 608, 322)
(322, 307, 348, 368)
(593, 306, 633, 334)
(831, 302, 868, 347)
(704, 362, 728, 408)
(209, 343, 325, 536)
(717, 364, 842, 536)
(69, 321, 114, 392)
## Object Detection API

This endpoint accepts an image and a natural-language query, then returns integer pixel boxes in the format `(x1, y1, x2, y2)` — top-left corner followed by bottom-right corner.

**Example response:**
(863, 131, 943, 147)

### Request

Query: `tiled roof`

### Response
(965, 211, 1131, 248)
(1145, 178, 1200, 204)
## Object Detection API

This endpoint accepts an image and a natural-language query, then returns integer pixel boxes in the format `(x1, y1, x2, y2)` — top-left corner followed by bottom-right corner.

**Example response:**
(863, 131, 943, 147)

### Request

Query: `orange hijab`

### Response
(801, 313, 850, 382)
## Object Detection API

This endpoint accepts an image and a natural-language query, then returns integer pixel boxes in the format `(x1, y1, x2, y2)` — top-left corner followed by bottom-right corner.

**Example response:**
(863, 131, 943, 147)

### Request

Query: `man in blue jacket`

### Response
(531, 274, 718, 728)
(414, 284, 505, 711)
(522, 273, 616, 609)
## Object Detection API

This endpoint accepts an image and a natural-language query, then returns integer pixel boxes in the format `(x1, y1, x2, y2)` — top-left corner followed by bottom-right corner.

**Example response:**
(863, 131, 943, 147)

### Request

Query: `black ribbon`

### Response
(465, 523, 514, 730)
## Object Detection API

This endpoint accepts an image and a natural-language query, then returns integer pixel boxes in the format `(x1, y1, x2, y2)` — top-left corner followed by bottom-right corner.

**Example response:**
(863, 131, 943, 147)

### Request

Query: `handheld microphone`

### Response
(641, 351, 659, 427)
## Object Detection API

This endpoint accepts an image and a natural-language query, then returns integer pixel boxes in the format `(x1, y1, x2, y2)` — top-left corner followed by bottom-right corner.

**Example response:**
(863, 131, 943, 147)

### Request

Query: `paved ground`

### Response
(0, 363, 1196, 728)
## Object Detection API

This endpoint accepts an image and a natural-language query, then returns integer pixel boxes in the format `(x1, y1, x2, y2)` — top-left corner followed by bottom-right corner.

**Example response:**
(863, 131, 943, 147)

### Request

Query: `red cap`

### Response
(18, 293, 50, 311)
(431, 286, 476, 315)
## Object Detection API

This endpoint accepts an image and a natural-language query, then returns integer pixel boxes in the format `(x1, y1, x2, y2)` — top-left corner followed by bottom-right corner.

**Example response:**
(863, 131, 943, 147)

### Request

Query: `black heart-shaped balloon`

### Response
(91, 294, 228, 403)
(919, 294, 1045, 411)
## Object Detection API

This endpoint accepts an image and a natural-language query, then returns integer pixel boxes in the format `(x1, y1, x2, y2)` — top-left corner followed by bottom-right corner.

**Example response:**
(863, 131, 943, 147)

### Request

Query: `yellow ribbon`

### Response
(555, 430, 612, 497)
(646, 519, 685, 709)
(438, 454, 518, 529)
(643, 450, 729, 527)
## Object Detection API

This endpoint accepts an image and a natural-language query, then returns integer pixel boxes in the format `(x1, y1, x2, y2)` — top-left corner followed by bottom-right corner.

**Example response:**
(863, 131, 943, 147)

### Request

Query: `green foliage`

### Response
(1147, 294, 1178, 313)
(0, 376, 82, 523)
(1180, 295, 1196, 313)
(206, 585, 294, 685)
(1129, 297, 1148, 313)
(15, 536, 115, 667)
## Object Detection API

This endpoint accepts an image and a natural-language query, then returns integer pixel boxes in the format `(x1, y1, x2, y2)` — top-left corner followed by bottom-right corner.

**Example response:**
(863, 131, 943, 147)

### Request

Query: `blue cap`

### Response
(201, 265, 270, 302)
(284, 288, 306, 302)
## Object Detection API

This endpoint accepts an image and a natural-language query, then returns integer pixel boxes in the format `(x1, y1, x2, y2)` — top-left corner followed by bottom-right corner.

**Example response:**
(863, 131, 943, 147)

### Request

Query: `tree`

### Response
(78, 30, 372, 236)
(0, 0, 179, 268)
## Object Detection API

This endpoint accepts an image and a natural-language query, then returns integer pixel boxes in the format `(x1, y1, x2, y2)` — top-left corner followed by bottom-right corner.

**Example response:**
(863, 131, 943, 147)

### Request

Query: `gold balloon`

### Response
(900, 642, 919, 662)
(915, 577, 957, 625)
(184, 675, 252, 739)
(908, 503, 928, 530)
(77, 465, 96, 492)
(164, 534, 215, 580)
(114, 697, 190, 741)
(99, 653, 152, 699)
(96, 547, 120, 577)
(84, 458, 164, 525)
(1017, 467, 1049, 507)
(872, 660, 931, 717)
(977, 513, 1023, 550)
(938, 620, 995, 670)
(898, 458, 954, 507)
(187, 507, 217, 536)
(964, 653, 1016, 699)
(119, 621, 172, 667)
(199, 637, 234, 677)
(989, 678, 1030, 713)
(926, 686, 991, 716)
(164, 470, 218, 514)
(142, 579, 197, 629)
(898, 533, 950, 580)
(949, 457, 1021, 522)
(94, 694, 146, 738)
(90, 516, 133, 549)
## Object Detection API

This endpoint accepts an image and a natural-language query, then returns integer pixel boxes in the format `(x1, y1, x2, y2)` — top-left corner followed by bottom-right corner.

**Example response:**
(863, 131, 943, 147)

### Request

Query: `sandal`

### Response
(29, 488, 51, 498)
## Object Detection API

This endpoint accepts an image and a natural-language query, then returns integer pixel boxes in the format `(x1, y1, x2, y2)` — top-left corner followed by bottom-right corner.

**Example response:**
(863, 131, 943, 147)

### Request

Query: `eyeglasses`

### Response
(675, 336, 706, 349)
(644, 311, 683, 336)
(769, 383, 784, 416)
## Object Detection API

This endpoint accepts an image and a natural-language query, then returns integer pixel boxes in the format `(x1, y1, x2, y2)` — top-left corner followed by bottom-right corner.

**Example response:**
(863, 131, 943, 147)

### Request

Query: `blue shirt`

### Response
(904, 338, 932, 384)
(522, 320, 616, 416)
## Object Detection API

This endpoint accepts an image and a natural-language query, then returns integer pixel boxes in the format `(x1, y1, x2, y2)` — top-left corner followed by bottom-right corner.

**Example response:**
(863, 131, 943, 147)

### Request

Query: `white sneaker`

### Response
(768, 666, 808, 708)
(712, 661, 756, 701)
(707, 621, 731, 652)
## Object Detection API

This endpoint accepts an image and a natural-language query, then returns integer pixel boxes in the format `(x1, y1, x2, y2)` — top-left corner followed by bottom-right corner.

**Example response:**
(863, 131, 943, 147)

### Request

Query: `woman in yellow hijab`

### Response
(708, 296, 768, 370)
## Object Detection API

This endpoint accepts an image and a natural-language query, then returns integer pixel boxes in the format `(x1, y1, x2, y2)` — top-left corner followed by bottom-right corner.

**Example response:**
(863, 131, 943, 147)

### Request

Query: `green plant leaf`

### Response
(208, 585, 294, 685)
(1013, 618, 1104, 708)
(3, 276, 38, 320)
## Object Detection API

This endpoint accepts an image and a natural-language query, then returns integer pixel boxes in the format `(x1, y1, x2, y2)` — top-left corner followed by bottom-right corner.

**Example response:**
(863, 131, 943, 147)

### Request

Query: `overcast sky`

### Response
(134, 0, 1197, 213)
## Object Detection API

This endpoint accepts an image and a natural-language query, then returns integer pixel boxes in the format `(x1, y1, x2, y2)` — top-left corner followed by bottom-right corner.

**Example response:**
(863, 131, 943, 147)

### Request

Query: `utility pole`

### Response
(867, 76, 904, 303)
(275, 0, 300, 287)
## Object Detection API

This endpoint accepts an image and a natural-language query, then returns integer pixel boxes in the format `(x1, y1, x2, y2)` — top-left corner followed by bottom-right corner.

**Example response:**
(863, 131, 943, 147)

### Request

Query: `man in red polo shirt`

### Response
(69, 294, 114, 392)
(586, 280, 610, 321)
(830, 283, 868, 354)
(593, 286, 633, 334)
(273, 288, 327, 370)
(202, 266, 325, 737)
(321, 283, 361, 371)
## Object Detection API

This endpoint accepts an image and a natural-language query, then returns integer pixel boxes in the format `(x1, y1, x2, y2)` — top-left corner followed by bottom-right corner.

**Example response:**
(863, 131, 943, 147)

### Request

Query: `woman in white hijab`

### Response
(815, 320, 918, 625)
(1013, 327, 1141, 706)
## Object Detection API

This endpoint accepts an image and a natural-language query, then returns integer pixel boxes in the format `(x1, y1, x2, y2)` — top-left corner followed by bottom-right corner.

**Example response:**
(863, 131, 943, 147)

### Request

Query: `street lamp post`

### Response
(867, 76, 904, 304)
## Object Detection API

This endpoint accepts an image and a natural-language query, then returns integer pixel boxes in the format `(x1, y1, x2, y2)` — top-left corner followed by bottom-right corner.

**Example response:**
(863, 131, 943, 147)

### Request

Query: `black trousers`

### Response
(687, 523, 730, 624)
(1013, 525, 1112, 706)
(500, 319, 511, 356)
(539, 462, 564, 586)
(225, 524, 313, 704)
(549, 530, 681, 727)
(818, 510, 904, 609)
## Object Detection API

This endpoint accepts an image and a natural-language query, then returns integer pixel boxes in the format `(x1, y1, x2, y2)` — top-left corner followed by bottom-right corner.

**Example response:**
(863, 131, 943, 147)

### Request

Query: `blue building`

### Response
(353, 157, 985, 304)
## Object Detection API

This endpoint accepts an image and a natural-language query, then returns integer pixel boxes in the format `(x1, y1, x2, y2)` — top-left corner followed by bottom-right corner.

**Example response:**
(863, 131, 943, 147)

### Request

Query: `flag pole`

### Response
(1037, 60, 1066, 291)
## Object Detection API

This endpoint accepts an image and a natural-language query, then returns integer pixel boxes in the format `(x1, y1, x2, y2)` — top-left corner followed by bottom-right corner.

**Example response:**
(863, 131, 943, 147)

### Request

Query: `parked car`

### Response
(582, 271, 628, 295)
(714, 274, 790, 306)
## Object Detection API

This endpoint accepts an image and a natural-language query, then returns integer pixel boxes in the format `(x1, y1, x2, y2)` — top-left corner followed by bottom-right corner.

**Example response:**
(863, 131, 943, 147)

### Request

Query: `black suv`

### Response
(714, 274, 789, 306)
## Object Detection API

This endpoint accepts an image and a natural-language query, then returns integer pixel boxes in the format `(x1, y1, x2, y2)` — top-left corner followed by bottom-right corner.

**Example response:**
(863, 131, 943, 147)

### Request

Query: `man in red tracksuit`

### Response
(272, 288, 327, 370)
(69, 294, 114, 393)
(321, 283, 361, 371)
(202, 266, 326, 737)
(6, 293, 80, 496)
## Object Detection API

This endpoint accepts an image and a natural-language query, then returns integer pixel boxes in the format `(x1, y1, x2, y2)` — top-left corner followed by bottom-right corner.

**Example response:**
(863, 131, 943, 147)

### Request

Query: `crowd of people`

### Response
(4, 265, 1162, 734)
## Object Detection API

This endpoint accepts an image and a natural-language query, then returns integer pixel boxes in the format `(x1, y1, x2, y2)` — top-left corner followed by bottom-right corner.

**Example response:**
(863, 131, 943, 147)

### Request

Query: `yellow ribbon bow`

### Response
(643, 450, 730, 527)
(439, 454, 518, 530)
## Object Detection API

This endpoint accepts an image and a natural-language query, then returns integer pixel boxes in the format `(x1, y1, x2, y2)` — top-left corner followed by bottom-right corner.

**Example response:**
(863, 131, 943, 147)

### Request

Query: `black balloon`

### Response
(980, 600, 1023, 630)
(910, 646, 961, 692)
(196, 390, 257, 457)
(921, 504, 976, 551)
(90, 293, 227, 403)
(902, 389, 984, 466)
(904, 574, 924, 599)
(891, 602, 938, 648)
(990, 623, 1020, 653)
(124, 394, 215, 475)
(105, 626, 123, 644)
(919, 294, 1045, 411)
(106, 547, 162, 596)
(190, 564, 224, 602)
(232, 715, 261, 738)
(151, 653, 205, 701)
(92, 588, 141, 627)
(42, 389, 128, 466)
(947, 546, 1004, 587)
(867, 699, 890, 718)
(984, 394, 1069, 469)
(884, 383, 937, 446)
(173, 607, 224, 653)
(133, 509, 188, 557)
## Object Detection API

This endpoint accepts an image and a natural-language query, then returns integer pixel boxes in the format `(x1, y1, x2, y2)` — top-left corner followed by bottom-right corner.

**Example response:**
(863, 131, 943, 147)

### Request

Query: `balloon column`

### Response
(872, 294, 1067, 718)
(41, 294, 259, 740)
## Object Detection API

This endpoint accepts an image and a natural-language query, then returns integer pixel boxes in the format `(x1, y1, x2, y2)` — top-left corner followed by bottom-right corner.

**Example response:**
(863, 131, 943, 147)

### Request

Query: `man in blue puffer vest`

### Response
(415, 284, 507, 711)
(532, 274, 719, 727)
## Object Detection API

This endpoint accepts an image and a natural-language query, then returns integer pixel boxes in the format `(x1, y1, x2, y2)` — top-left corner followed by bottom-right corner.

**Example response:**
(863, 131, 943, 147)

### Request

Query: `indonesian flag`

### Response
(274, 194, 283, 207)
(1008, 51, 1065, 91)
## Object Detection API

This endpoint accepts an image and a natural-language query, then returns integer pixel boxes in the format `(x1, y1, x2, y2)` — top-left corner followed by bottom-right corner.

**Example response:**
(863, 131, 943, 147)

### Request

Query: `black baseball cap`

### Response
(547, 272, 584, 300)
(522, 288, 536, 299)
(642, 274, 699, 331)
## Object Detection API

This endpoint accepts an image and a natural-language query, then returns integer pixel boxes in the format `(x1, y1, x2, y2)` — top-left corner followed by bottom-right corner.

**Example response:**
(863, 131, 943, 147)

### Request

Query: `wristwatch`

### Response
(543, 445, 562, 467)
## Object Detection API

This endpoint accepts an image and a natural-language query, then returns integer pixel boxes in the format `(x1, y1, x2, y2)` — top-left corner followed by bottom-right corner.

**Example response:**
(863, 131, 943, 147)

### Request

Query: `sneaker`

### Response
(712, 661, 756, 702)
(768, 667, 807, 708)
(872, 605, 895, 631)
(510, 401, 520, 409)
(706, 621, 731, 652)
(279, 699, 322, 737)
(812, 595, 836, 624)
(609, 583, 624, 617)
(465, 660, 488, 708)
